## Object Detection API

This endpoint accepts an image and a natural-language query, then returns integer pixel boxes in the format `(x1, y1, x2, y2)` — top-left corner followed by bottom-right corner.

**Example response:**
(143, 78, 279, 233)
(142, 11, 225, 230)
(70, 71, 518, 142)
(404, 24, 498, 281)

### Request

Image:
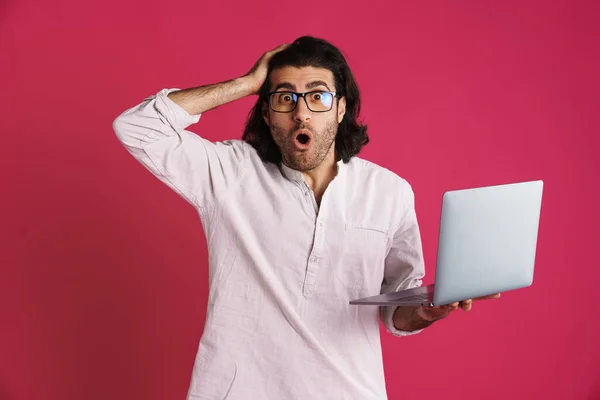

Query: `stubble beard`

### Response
(271, 119, 339, 172)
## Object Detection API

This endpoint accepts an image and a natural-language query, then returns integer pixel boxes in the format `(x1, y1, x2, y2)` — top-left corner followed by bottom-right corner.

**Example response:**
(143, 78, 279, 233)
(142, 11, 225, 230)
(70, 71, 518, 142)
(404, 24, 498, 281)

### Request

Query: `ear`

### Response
(262, 101, 270, 126)
(337, 96, 346, 124)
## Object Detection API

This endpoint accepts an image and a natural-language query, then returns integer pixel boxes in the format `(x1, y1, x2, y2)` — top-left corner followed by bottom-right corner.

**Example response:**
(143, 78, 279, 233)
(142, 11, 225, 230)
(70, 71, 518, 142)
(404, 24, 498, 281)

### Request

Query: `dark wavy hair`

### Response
(242, 36, 369, 164)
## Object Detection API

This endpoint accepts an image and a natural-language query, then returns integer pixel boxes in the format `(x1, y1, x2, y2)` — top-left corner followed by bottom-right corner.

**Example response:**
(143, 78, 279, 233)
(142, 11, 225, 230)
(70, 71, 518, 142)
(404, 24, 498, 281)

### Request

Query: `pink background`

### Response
(2, 0, 599, 399)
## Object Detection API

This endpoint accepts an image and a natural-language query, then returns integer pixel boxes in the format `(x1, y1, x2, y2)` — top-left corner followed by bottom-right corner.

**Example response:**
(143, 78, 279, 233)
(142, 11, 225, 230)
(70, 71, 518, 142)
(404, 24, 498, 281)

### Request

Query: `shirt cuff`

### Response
(146, 88, 201, 133)
(381, 305, 424, 337)
(380, 279, 425, 337)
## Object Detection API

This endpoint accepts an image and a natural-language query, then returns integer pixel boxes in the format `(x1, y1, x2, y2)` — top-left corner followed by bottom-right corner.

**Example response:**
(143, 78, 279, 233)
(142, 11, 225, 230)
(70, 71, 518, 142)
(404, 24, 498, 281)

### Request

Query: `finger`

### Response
(460, 299, 473, 311)
(269, 43, 291, 54)
(448, 302, 459, 311)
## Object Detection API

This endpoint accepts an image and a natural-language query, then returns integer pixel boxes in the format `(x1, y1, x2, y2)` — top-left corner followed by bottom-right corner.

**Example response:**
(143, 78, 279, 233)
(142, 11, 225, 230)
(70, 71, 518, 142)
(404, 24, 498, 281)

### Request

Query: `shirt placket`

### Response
(300, 181, 327, 299)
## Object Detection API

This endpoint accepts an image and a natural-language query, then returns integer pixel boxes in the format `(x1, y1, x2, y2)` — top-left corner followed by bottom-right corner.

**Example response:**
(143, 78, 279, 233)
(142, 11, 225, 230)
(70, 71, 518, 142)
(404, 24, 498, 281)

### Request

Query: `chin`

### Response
(285, 155, 319, 172)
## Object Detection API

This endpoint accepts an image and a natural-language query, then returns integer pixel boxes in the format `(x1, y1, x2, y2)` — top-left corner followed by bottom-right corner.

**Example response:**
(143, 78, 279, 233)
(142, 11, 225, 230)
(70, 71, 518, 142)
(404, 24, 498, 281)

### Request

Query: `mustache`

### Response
(291, 123, 313, 133)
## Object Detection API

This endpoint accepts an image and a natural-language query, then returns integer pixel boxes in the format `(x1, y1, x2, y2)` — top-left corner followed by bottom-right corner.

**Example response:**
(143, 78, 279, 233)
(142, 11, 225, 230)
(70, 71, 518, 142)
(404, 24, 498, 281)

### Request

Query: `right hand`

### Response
(245, 43, 291, 95)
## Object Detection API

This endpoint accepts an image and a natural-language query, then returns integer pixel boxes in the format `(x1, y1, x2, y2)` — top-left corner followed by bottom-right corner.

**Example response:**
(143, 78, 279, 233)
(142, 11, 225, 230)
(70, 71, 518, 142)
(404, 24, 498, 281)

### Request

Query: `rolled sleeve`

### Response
(113, 88, 249, 214)
(151, 88, 201, 132)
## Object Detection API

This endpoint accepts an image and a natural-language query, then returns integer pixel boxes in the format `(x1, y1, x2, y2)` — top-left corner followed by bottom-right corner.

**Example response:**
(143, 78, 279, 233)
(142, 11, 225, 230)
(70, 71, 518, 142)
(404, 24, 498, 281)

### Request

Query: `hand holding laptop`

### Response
(392, 293, 502, 330)
(416, 292, 501, 321)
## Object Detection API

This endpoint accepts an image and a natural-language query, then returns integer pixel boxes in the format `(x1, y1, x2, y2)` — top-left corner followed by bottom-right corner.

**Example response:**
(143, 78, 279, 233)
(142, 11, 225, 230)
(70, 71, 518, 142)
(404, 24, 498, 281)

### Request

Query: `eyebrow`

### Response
(272, 80, 332, 92)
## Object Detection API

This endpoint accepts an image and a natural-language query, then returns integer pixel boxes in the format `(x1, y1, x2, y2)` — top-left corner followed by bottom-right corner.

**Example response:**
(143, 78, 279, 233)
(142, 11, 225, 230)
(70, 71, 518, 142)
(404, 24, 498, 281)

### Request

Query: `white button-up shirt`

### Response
(113, 88, 426, 400)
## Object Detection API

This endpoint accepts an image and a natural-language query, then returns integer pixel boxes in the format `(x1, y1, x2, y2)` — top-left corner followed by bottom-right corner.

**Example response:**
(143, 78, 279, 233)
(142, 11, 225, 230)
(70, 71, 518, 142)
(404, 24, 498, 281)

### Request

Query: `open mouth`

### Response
(296, 133, 310, 145)
(294, 130, 312, 148)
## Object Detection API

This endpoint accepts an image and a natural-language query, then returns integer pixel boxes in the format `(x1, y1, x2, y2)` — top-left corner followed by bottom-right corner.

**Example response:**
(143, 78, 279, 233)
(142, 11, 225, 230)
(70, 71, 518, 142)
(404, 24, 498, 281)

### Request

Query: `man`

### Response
(113, 36, 497, 399)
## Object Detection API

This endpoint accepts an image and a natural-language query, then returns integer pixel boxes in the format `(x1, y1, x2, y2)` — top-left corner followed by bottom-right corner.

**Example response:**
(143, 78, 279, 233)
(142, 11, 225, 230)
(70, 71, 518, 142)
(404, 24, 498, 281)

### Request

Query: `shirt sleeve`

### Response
(379, 181, 427, 337)
(112, 88, 249, 217)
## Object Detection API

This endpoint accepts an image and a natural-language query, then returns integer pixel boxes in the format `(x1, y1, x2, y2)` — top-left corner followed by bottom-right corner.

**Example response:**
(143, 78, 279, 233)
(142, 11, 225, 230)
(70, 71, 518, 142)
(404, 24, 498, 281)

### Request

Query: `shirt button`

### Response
(310, 256, 317, 262)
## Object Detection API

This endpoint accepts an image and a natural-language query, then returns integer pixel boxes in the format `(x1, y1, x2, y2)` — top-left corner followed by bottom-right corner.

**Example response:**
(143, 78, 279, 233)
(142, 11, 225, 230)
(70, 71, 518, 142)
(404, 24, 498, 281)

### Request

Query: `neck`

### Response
(302, 147, 338, 205)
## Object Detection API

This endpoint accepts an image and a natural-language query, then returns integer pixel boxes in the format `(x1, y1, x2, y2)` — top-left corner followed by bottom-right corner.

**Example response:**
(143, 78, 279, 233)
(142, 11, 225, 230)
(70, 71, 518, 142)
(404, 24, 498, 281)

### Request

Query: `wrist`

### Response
(239, 74, 262, 96)
(414, 306, 437, 322)
(393, 306, 436, 331)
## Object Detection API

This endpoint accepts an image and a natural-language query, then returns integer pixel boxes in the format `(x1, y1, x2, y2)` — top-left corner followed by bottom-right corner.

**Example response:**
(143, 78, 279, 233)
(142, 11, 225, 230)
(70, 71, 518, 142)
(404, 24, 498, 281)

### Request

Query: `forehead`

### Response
(268, 66, 335, 91)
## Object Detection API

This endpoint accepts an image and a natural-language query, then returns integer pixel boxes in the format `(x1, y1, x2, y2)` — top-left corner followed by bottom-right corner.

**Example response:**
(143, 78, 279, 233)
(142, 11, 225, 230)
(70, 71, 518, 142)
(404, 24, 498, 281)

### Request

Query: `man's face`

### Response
(263, 66, 346, 172)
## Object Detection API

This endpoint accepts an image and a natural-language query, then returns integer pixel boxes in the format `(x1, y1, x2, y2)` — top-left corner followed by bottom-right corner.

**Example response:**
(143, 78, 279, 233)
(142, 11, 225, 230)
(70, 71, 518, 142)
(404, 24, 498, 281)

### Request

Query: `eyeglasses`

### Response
(267, 91, 339, 113)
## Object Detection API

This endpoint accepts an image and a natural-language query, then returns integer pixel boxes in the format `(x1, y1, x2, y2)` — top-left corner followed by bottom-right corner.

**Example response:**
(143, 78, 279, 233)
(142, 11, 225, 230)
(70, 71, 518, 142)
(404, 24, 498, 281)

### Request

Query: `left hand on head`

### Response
(417, 293, 501, 322)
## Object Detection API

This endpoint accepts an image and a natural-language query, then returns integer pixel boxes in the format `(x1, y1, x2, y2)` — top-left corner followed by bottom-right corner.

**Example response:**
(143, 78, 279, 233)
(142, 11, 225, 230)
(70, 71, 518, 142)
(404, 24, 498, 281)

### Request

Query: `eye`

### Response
(280, 94, 293, 103)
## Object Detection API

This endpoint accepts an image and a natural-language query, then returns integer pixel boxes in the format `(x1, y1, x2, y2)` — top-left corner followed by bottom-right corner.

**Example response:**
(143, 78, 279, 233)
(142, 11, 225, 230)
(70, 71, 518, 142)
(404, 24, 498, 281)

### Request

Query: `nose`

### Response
(292, 96, 311, 123)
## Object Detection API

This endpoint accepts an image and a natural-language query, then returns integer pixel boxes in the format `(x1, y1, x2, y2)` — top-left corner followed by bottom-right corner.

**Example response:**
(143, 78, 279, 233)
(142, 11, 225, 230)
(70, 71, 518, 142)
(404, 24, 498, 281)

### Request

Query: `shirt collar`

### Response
(279, 158, 345, 183)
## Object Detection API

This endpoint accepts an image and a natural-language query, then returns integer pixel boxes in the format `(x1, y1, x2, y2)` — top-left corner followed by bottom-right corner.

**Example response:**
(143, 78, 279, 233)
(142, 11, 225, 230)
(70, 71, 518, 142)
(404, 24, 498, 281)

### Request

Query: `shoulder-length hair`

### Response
(242, 36, 369, 164)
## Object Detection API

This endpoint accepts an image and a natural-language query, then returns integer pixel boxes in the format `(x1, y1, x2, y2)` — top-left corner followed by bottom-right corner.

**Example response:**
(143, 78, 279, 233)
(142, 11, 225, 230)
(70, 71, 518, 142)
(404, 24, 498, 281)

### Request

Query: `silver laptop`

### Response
(349, 180, 544, 307)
